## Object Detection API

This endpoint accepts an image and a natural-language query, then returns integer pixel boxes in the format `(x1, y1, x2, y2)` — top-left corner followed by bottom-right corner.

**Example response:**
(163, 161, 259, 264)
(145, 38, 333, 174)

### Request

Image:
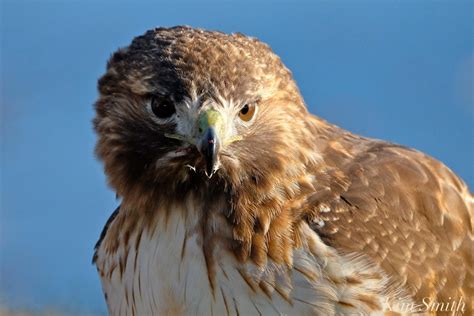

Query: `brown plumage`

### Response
(93, 26, 473, 315)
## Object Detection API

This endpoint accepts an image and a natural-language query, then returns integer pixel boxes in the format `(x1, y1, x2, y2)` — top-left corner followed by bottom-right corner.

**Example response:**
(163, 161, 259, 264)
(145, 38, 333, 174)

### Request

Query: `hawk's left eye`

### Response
(239, 104, 256, 122)
(151, 96, 176, 119)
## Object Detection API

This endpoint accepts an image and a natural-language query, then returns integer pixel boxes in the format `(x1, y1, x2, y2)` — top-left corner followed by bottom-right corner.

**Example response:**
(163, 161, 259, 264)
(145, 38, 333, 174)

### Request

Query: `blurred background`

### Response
(1, 0, 472, 315)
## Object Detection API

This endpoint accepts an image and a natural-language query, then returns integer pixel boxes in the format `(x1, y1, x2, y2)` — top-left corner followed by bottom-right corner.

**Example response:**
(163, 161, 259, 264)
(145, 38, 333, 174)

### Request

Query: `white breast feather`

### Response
(94, 198, 411, 315)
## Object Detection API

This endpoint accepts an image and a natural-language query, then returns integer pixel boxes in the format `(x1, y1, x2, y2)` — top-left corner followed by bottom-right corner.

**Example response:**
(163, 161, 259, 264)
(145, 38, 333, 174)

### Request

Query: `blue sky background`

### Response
(1, 1, 472, 314)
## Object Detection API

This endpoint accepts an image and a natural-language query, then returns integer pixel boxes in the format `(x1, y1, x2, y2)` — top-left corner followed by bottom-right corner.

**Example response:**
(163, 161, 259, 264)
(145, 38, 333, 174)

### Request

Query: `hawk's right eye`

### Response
(151, 96, 176, 119)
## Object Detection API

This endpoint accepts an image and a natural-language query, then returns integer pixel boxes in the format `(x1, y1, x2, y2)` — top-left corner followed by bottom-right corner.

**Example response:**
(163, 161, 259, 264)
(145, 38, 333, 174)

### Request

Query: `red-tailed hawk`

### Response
(93, 26, 473, 315)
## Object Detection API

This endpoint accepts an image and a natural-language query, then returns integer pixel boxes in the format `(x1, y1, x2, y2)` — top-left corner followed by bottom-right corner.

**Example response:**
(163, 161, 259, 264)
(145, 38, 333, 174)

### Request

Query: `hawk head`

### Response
(94, 26, 321, 262)
(94, 26, 318, 199)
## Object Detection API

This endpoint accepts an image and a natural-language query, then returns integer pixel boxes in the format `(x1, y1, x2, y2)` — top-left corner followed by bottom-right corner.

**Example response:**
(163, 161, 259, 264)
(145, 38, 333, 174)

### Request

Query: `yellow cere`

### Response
(199, 109, 223, 132)
(164, 109, 242, 145)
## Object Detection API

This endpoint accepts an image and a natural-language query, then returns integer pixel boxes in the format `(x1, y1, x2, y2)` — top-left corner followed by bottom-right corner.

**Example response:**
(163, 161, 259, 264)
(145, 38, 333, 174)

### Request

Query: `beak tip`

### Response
(200, 127, 219, 179)
(204, 162, 218, 178)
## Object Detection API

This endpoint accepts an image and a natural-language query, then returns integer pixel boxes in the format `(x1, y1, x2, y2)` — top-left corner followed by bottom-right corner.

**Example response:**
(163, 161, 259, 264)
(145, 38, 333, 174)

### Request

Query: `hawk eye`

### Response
(151, 96, 176, 119)
(238, 104, 256, 122)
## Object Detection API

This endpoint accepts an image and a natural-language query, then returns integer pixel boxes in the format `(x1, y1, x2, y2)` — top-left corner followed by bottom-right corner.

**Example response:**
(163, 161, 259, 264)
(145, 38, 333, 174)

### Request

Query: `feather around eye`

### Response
(239, 103, 257, 122)
(151, 95, 176, 119)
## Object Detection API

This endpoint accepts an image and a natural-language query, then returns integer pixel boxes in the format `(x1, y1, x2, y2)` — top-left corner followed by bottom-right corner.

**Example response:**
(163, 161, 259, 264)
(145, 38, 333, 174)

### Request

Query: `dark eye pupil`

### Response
(241, 104, 249, 115)
(151, 97, 176, 119)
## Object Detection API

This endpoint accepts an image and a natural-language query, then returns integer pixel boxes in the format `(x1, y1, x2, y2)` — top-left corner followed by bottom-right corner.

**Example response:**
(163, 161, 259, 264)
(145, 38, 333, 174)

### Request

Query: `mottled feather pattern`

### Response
(93, 26, 473, 315)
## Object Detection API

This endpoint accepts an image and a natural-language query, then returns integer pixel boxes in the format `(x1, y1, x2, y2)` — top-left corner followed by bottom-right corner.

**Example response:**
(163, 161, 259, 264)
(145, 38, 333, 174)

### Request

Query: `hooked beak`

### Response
(200, 127, 219, 177)
(165, 109, 242, 178)
(198, 109, 223, 178)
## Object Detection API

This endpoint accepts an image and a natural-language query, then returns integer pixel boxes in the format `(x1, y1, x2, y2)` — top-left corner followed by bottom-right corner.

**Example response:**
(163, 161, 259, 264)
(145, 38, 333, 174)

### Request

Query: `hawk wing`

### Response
(92, 206, 120, 265)
(310, 137, 473, 309)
